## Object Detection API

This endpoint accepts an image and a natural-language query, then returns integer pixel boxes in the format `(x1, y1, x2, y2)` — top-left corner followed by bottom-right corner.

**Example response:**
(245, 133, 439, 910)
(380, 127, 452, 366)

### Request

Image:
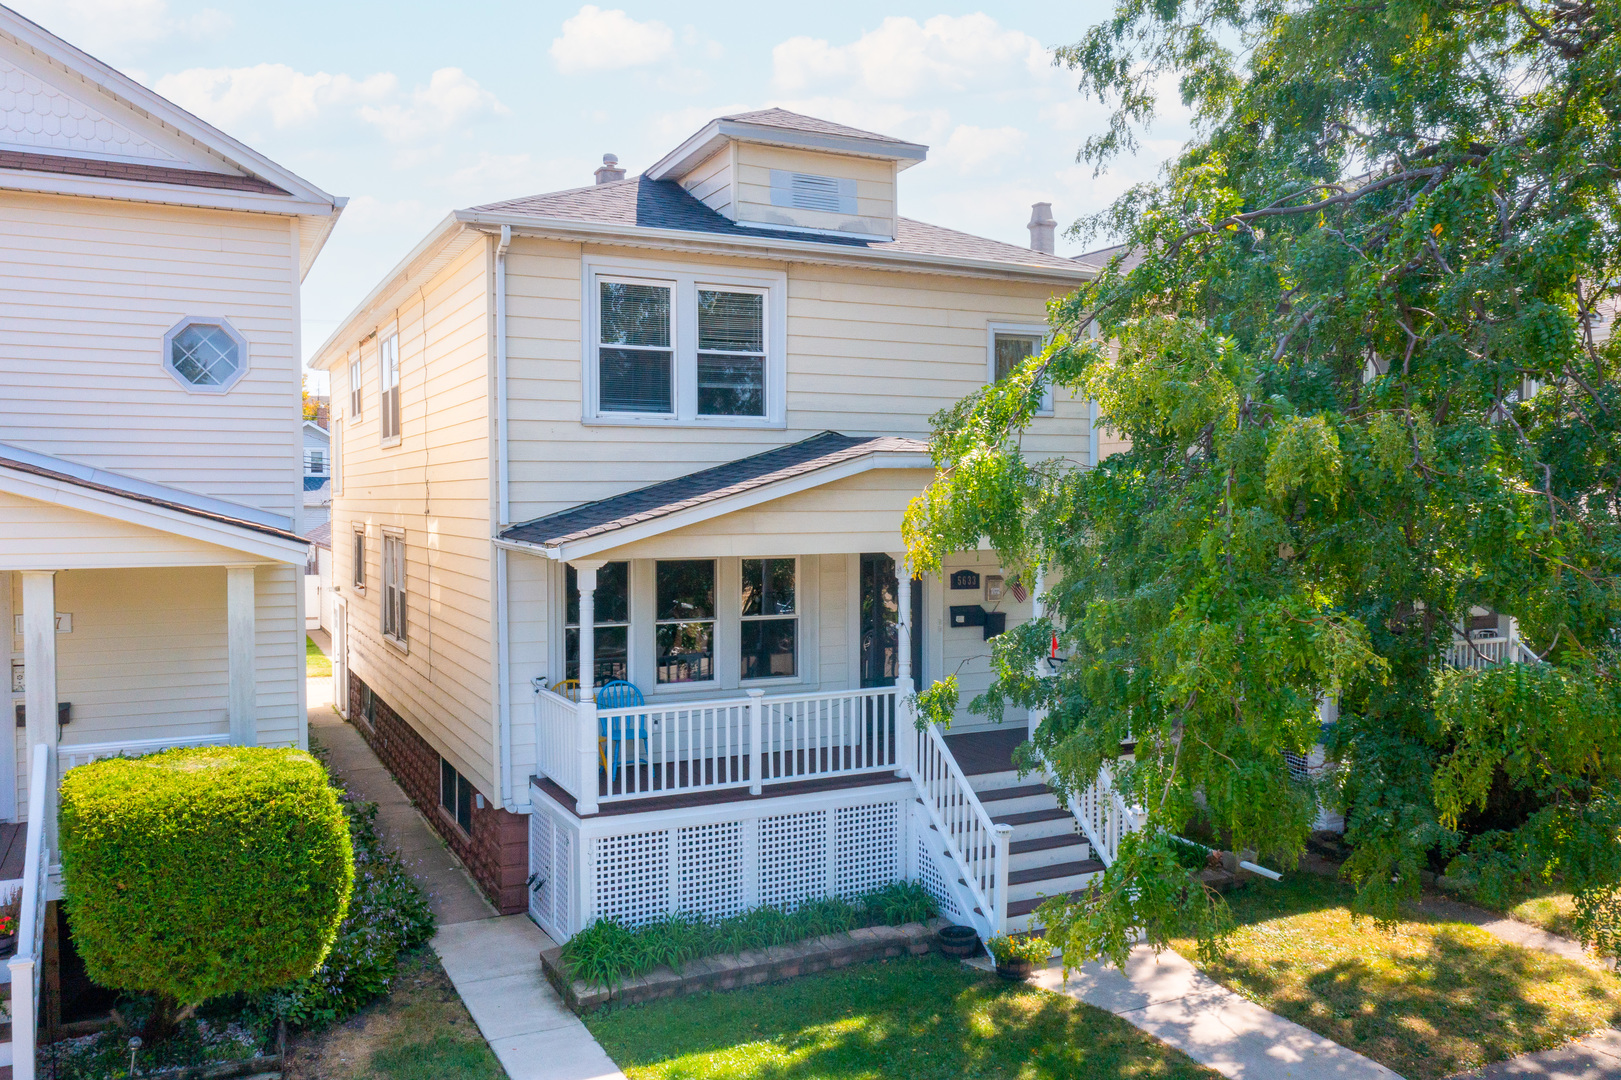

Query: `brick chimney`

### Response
(594, 153, 626, 185)
(1027, 202, 1057, 254)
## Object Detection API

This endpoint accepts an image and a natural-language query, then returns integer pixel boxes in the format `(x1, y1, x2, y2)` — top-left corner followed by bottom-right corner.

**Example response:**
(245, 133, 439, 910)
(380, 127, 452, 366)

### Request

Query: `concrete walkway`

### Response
(307, 673, 626, 1080)
(970, 946, 1399, 1080)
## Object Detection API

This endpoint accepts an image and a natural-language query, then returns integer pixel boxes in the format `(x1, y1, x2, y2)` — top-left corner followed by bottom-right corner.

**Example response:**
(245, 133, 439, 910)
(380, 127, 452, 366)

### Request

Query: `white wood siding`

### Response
(329, 239, 496, 797)
(0, 489, 254, 569)
(732, 143, 895, 238)
(0, 192, 302, 518)
(681, 146, 734, 219)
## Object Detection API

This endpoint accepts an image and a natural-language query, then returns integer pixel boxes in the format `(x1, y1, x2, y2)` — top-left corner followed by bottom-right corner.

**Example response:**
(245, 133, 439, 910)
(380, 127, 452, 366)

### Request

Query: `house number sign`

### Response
(949, 570, 980, 590)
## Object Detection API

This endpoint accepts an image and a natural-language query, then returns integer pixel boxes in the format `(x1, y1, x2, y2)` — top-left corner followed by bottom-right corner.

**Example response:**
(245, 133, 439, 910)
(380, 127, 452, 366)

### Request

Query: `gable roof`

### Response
(0, 5, 343, 276)
(646, 107, 928, 182)
(467, 176, 1085, 274)
(499, 432, 931, 558)
(721, 108, 907, 144)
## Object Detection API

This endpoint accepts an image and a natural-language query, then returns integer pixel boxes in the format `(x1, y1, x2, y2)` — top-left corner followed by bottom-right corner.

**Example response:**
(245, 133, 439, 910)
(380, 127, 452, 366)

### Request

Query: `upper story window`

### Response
(349, 354, 363, 418)
(381, 531, 407, 647)
(378, 332, 401, 444)
(585, 257, 786, 427)
(988, 323, 1053, 416)
(163, 316, 248, 393)
(351, 527, 366, 592)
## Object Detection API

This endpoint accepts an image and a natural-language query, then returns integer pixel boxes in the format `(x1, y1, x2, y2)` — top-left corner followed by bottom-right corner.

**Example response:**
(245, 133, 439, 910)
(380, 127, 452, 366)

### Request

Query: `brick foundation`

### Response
(348, 675, 528, 914)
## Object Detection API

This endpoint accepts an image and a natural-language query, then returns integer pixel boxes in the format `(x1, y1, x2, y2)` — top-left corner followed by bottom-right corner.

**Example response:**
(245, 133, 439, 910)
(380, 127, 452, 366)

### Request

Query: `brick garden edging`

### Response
(541, 917, 950, 1012)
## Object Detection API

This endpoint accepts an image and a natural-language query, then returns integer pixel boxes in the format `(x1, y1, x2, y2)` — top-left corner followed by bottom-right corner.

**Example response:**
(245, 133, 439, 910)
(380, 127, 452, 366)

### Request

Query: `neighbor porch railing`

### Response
(534, 684, 904, 811)
(9, 742, 51, 1080)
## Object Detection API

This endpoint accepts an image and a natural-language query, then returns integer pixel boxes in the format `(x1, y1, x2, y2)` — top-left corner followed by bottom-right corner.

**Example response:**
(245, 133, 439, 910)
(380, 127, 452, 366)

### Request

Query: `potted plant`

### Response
(0, 911, 15, 955)
(937, 923, 979, 958)
(987, 933, 1050, 981)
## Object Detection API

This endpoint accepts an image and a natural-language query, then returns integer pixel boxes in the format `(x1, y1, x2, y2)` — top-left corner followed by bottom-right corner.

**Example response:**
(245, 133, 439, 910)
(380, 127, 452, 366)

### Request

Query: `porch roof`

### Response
(499, 431, 931, 560)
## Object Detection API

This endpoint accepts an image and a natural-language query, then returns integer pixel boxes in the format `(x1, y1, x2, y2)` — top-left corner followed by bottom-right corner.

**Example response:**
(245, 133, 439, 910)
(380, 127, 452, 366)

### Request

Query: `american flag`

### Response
(1008, 579, 1028, 603)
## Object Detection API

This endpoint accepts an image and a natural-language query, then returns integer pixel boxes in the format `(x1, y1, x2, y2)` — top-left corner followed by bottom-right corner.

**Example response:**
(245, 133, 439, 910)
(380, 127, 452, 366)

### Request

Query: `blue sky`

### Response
(13, 1, 1194, 370)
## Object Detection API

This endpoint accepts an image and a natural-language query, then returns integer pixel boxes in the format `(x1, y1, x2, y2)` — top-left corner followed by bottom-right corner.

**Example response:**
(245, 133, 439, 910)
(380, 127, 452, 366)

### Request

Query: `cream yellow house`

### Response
(0, 8, 342, 1071)
(313, 109, 1131, 942)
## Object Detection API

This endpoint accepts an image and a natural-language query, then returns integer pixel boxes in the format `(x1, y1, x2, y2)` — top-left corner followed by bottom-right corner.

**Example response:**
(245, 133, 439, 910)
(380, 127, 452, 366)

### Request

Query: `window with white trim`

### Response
(988, 324, 1053, 415)
(741, 558, 796, 679)
(565, 561, 629, 684)
(381, 531, 406, 645)
(351, 528, 366, 592)
(378, 332, 401, 443)
(585, 258, 785, 425)
(163, 316, 248, 393)
(349, 353, 363, 417)
(656, 560, 715, 684)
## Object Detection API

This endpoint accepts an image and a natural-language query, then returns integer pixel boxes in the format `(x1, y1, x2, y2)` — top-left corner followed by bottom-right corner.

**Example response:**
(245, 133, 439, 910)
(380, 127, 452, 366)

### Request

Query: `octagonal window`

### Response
(163, 317, 248, 392)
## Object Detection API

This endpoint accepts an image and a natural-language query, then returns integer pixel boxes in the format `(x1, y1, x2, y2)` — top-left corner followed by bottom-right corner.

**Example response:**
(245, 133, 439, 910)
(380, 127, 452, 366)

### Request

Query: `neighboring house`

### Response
(0, 7, 342, 1070)
(311, 108, 1121, 940)
(303, 421, 331, 530)
(305, 521, 333, 633)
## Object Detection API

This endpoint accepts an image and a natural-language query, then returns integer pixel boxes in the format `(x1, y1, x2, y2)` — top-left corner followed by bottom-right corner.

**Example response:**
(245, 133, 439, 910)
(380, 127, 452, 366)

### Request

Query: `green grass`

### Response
(1438, 879, 1581, 940)
(1170, 874, 1621, 1080)
(306, 635, 331, 677)
(585, 953, 1219, 1080)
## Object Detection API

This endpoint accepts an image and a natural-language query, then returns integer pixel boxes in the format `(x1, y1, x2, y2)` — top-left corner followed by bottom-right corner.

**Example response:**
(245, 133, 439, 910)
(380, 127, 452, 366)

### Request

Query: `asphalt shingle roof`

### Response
(719, 108, 908, 146)
(500, 432, 930, 549)
(470, 177, 1084, 273)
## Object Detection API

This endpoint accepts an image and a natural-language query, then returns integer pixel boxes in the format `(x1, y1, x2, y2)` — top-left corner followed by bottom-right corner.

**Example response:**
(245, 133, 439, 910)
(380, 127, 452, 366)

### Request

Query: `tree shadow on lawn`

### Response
(588, 955, 1218, 1080)
(1195, 879, 1621, 1080)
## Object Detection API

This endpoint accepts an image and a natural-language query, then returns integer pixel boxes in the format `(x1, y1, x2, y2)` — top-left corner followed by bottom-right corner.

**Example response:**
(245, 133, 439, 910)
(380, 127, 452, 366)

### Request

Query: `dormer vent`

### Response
(770, 170, 857, 215)
(594, 153, 626, 185)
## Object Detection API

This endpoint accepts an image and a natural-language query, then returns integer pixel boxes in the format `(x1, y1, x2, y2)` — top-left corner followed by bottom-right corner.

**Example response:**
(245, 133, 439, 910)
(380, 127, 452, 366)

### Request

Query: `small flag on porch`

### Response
(1052, 631, 1060, 658)
(1008, 578, 1028, 603)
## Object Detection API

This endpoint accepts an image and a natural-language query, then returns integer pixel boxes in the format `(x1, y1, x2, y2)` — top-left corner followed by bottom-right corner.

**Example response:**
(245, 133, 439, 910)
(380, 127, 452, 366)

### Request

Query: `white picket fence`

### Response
(910, 721, 1007, 938)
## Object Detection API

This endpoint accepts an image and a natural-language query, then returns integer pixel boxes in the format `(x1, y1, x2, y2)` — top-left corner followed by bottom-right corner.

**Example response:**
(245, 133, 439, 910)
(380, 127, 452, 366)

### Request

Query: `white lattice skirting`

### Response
(528, 778, 962, 942)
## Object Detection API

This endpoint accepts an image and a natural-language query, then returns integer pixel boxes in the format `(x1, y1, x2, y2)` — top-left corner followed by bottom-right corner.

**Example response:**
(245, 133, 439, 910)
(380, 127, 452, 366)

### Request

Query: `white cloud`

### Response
(551, 6, 675, 74)
(154, 64, 503, 142)
(940, 125, 1029, 173)
(12, 0, 229, 55)
(773, 15, 1051, 100)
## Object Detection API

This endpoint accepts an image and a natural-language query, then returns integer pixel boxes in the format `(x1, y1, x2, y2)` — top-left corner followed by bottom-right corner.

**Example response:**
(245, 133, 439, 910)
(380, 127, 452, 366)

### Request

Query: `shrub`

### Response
(561, 880, 938, 989)
(252, 759, 435, 1027)
(60, 747, 354, 1035)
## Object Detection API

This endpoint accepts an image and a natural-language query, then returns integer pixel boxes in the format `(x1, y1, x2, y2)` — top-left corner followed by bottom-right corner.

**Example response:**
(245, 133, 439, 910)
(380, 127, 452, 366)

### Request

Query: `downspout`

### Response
(495, 225, 517, 812)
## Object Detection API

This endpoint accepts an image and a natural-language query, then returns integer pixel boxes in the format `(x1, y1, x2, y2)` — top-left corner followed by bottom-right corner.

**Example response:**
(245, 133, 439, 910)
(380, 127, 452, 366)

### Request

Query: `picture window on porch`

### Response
(656, 560, 715, 684)
(565, 561, 629, 684)
(440, 757, 474, 833)
(741, 558, 796, 679)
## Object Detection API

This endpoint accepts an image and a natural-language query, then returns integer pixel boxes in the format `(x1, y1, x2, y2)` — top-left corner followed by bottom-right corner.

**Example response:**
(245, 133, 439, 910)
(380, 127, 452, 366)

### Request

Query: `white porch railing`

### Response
(9, 743, 50, 1080)
(911, 721, 1007, 938)
(57, 732, 232, 772)
(1070, 764, 1142, 867)
(533, 686, 582, 801)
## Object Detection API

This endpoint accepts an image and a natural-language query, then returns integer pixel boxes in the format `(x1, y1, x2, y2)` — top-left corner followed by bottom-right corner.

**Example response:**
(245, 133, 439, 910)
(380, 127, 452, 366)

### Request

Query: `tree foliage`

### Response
(905, 0, 1621, 964)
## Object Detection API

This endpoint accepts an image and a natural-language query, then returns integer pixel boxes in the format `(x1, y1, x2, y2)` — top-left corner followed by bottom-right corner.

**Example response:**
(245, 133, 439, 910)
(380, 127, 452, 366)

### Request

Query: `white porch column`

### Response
(571, 560, 605, 815)
(21, 571, 58, 848)
(227, 565, 258, 745)
(891, 553, 915, 780)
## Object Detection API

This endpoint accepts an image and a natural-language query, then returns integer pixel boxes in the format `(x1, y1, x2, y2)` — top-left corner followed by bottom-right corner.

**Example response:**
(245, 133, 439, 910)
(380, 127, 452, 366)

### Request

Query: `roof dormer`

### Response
(645, 108, 927, 242)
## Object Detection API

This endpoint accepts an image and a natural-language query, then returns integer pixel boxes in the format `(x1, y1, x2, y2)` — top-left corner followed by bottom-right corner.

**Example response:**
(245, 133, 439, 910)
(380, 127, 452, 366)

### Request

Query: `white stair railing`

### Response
(1069, 763, 1141, 867)
(9, 742, 51, 1080)
(911, 721, 1008, 937)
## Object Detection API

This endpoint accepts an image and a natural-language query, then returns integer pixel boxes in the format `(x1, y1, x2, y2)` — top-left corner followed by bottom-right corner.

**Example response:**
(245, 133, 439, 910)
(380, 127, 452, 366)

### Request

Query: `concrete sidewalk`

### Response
(971, 946, 1400, 1080)
(307, 674, 625, 1080)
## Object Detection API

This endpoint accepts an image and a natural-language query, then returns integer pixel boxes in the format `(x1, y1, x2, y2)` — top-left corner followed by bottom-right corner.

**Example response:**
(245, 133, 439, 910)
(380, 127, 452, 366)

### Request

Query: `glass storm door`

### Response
(858, 553, 922, 688)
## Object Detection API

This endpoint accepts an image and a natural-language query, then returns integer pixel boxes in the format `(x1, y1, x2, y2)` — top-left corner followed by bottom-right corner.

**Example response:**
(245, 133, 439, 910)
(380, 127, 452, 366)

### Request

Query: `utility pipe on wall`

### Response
(494, 225, 516, 812)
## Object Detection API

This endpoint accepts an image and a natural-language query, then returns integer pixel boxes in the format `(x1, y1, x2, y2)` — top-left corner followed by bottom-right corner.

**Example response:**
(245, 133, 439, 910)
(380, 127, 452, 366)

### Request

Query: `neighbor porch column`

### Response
(571, 560, 605, 815)
(22, 571, 58, 848)
(227, 565, 258, 745)
(891, 552, 915, 780)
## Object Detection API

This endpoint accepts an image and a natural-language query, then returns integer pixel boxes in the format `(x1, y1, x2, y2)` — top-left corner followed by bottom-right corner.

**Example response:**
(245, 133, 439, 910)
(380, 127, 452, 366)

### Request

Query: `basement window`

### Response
(440, 758, 475, 833)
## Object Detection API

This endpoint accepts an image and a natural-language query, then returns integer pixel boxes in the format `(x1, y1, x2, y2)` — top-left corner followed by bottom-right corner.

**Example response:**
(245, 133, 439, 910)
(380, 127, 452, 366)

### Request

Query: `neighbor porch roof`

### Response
(497, 432, 932, 561)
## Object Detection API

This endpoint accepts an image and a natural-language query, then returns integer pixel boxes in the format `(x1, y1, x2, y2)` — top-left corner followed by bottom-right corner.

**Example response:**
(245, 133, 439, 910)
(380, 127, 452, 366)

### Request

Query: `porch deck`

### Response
(941, 726, 1027, 777)
(531, 767, 905, 817)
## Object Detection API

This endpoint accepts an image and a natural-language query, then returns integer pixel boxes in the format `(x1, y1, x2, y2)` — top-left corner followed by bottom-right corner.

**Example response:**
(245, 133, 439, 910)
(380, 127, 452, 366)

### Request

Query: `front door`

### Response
(859, 553, 923, 688)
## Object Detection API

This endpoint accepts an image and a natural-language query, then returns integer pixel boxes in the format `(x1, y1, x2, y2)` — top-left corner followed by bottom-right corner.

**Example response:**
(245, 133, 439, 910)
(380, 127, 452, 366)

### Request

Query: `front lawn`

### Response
(585, 953, 1218, 1080)
(1171, 874, 1621, 1080)
(306, 635, 332, 677)
(1437, 878, 1581, 941)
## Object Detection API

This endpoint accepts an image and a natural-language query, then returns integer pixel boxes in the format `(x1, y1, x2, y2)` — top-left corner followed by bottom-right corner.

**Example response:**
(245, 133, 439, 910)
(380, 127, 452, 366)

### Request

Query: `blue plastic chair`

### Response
(595, 680, 647, 780)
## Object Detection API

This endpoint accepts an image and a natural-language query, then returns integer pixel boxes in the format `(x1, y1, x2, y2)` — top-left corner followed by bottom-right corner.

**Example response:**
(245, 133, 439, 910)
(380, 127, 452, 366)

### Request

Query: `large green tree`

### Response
(905, 0, 1621, 965)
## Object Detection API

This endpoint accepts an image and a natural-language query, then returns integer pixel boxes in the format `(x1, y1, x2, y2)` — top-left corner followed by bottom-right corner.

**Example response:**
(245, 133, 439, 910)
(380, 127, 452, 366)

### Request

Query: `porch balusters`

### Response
(573, 560, 604, 815)
(892, 553, 916, 781)
(747, 688, 764, 795)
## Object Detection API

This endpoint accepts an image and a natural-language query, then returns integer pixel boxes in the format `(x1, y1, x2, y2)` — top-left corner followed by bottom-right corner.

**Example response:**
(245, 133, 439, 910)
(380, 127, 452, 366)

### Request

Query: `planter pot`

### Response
(0, 934, 15, 955)
(937, 924, 980, 959)
(996, 958, 1036, 981)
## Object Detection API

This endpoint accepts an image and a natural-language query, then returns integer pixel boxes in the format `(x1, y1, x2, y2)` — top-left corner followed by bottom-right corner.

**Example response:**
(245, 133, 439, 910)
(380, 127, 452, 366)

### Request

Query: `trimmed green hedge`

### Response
(60, 746, 355, 1005)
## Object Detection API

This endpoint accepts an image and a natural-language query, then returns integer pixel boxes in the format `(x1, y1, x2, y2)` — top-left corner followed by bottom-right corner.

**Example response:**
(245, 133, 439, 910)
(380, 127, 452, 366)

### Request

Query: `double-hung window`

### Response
(988, 324, 1053, 415)
(586, 258, 785, 425)
(656, 560, 715, 684)
(351, 528, 366, 591)
(349, 353, 363, 418)
(741, 558, 796, 679)
(381, 531, 406, 646)
(440, 758, 474, 833)
(565, 561, 629, 684)
(378, 332, 401, 443)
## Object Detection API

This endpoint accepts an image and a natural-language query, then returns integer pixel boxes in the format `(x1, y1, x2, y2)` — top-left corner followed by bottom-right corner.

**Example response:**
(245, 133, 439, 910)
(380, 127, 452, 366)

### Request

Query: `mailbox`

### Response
(982, 612, 1007, 640)
(949, 605, 986, 628)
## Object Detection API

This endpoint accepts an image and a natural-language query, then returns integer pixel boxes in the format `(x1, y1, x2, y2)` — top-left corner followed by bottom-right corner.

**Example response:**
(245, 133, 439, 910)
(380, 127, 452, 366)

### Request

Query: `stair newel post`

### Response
(892, 552, 915, 780)
(747, 688, 765, 795)
(572, 560, 604, 815)
(992, 822, 1013, 935)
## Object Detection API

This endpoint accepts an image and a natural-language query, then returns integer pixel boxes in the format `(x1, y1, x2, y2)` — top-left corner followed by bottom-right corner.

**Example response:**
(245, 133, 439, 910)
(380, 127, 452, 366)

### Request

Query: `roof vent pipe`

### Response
(1027, 201, 1057, 254)
(594, 153, 626, 185)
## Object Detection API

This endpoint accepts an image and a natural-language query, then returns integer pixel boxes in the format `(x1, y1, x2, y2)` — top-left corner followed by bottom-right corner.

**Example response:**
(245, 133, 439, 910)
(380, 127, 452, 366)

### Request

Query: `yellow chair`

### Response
(548, 678, 581, 702)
